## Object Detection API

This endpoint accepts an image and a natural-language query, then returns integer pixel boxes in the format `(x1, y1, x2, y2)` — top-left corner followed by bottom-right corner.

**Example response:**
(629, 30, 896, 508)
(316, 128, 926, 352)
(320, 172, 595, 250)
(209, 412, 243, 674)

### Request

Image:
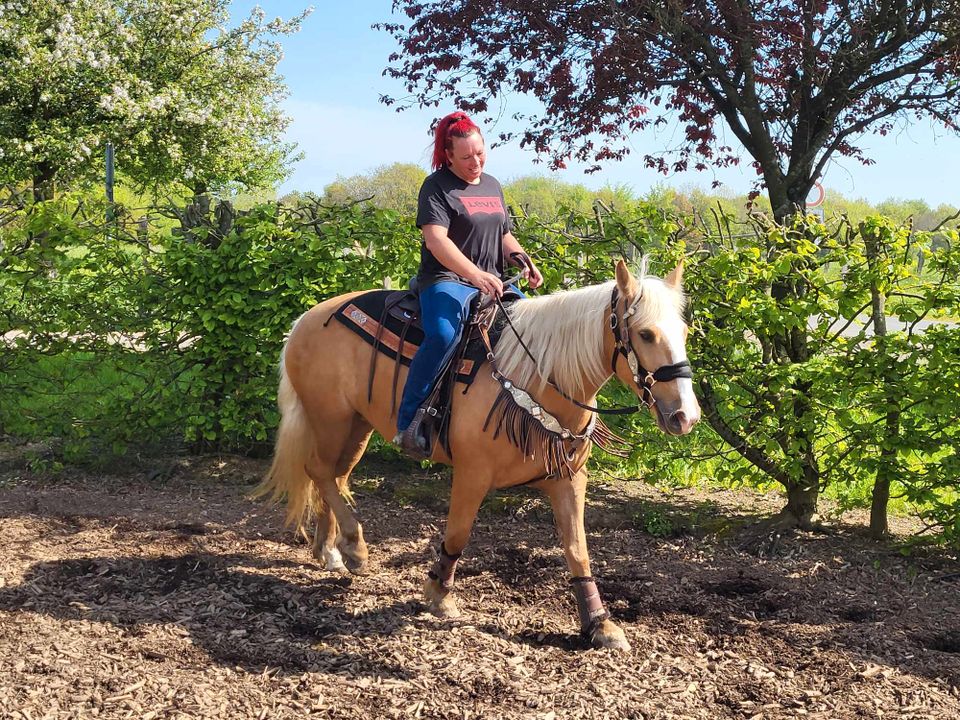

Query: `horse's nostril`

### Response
(671, 410, 687, 429)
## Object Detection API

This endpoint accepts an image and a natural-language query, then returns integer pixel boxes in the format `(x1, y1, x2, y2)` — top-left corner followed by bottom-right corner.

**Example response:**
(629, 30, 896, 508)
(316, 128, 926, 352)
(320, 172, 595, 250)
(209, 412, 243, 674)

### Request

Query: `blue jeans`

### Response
(397, 281, 479, 432)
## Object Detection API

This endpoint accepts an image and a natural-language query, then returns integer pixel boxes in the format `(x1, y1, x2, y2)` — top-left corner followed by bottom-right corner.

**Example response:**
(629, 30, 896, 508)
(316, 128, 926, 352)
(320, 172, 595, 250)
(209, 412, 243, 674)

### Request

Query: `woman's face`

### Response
(446, 132, 485, 183)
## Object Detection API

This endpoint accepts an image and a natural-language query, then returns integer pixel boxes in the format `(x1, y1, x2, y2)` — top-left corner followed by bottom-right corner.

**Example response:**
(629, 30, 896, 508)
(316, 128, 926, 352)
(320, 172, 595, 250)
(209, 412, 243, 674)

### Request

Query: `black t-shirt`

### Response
(415, 166, 513, 288)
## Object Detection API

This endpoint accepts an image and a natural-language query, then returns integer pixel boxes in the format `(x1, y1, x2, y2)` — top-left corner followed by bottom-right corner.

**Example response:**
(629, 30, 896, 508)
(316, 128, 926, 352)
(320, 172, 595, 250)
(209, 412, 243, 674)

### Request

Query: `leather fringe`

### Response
(483, 385, 579, 480)
(590, 417, 632, 457)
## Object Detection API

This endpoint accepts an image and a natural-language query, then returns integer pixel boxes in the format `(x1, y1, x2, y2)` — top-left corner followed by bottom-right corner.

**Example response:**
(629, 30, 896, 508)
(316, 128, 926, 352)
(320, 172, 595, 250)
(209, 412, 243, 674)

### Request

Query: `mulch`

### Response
(1, 453, 958, 719)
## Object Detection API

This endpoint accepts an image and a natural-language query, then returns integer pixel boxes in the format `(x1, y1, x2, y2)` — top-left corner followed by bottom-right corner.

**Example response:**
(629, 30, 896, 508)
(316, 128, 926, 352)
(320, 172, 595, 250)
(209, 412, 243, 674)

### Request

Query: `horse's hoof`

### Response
(590, 619, 631, 651)
(423, 578, 461, 619)
(344, 557, 370, 576)
(337, 534, 369, 575)
(430, 593, 461, 619)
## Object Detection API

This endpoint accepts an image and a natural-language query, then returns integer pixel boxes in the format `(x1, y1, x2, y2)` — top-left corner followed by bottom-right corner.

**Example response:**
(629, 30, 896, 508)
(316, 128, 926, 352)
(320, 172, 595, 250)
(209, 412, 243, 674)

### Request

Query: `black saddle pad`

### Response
(332, 289, 515, 387)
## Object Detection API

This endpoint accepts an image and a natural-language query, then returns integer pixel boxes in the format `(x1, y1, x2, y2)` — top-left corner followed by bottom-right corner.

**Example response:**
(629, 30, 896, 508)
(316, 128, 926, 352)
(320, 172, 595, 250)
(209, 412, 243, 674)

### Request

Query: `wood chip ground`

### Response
(1, 452, 958, 719)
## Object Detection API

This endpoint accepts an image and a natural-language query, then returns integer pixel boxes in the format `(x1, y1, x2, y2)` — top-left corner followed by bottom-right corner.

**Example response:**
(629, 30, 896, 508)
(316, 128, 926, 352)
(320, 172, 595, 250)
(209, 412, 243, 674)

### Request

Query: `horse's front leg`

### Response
(541, 470, 631, 651)
(423, 469, 490, 619)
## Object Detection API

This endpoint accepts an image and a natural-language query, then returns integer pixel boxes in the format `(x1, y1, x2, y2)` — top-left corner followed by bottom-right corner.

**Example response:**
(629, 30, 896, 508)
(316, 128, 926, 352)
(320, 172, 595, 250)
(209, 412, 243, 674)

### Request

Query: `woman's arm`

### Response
(502, 232, 543, 289)
(422, 224, 504, 297)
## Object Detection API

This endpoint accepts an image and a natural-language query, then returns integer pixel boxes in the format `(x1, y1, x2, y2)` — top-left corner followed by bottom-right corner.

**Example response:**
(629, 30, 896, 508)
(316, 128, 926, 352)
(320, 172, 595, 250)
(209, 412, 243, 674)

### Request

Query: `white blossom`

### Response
(2, 0, 298, 190)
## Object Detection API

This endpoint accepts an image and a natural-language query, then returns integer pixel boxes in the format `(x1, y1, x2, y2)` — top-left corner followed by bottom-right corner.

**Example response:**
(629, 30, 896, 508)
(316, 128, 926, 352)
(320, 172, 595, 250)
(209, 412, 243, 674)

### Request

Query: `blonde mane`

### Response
(494, 276, 686, 396)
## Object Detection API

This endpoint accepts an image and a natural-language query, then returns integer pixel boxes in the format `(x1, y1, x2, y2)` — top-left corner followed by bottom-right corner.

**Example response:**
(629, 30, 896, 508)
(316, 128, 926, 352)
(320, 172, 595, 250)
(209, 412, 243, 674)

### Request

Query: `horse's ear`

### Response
(615, 258, 639, 298)
(665, 259, 684, 289)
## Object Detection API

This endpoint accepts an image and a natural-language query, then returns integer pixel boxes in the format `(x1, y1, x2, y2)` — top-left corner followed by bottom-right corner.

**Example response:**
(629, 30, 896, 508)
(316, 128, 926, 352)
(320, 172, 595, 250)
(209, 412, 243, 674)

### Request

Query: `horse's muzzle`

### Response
(655, 402, 701, 436)
(666, 408, 699, 436)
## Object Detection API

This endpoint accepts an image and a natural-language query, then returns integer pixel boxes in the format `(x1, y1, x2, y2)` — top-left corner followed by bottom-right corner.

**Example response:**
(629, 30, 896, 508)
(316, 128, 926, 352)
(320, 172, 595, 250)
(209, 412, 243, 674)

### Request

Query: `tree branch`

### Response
(697, 378, 793, 488)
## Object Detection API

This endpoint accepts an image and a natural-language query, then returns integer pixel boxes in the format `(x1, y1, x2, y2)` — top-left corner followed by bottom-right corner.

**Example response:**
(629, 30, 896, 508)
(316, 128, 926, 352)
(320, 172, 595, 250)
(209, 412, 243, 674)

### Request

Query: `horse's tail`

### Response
(254, 341, 317, 536)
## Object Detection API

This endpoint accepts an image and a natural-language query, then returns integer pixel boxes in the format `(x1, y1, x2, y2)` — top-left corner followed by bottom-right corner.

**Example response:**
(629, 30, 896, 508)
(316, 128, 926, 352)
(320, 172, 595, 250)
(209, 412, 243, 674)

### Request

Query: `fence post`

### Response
(105, 142, 115, 224)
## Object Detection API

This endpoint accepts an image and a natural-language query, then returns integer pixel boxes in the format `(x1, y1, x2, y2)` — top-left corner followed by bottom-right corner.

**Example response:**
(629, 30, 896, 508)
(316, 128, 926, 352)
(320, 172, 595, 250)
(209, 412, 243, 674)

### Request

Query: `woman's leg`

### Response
(396, 281, 478, 433)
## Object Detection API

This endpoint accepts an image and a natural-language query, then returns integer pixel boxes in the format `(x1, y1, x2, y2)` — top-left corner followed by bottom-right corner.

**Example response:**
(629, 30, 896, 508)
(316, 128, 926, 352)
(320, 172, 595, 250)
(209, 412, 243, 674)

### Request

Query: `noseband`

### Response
(608, 287, 693, 409)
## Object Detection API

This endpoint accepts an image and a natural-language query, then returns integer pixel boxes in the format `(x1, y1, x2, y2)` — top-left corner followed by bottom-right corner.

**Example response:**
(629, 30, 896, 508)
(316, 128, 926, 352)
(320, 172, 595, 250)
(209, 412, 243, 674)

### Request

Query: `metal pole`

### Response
(106, 142, 115, 223)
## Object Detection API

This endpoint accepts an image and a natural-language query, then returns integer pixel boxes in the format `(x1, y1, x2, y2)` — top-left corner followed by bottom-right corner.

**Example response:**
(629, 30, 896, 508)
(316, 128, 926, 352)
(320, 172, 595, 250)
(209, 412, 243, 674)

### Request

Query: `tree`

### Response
(323, 162, 427, 214)
(379, 0, 960, 529)
(380, 1, 960, 222)
(503, 175, 594, 216)
(0, 1, 310, 200)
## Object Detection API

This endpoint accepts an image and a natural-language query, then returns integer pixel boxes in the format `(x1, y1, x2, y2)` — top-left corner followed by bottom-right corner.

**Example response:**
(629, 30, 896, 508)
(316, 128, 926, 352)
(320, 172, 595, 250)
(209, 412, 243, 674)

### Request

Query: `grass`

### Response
(0, 348, 191, 462)
(3, 347, 957, 543)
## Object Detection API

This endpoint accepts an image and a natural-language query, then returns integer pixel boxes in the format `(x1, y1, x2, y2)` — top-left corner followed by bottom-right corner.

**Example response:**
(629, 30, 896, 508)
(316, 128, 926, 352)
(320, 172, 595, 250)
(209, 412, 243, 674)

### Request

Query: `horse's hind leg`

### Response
(540, 469, 630, 651)
(312, 500, 345, 573)
(306, 413, 373, 575)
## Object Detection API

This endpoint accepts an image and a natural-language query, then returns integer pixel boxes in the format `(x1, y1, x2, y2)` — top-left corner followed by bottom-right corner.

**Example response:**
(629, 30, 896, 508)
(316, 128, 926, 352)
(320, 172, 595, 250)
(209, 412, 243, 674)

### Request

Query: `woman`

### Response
(394, 111, 543, 456)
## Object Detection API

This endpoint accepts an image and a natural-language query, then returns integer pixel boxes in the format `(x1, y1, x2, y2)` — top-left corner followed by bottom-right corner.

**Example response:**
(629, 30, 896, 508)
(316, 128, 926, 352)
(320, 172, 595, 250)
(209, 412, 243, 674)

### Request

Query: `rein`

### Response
(492, 284, 692, 416)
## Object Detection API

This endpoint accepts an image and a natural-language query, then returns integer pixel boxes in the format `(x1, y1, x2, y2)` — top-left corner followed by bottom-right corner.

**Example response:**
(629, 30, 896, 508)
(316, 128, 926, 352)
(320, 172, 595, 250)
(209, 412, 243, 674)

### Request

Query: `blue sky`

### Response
(235, 1, 960, 207)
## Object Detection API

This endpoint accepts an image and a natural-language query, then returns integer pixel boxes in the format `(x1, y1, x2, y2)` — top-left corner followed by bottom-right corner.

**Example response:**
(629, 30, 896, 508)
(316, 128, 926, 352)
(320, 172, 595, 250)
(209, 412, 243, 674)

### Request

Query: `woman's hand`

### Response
(508, 250, 544, 290)
(524, 263, 544, 289)
(469, 269, 505, 298)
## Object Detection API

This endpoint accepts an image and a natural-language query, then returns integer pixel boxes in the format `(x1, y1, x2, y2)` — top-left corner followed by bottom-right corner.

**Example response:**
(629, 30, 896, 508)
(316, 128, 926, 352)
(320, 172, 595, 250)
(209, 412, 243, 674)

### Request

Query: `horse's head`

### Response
(611, 259, 701, 436)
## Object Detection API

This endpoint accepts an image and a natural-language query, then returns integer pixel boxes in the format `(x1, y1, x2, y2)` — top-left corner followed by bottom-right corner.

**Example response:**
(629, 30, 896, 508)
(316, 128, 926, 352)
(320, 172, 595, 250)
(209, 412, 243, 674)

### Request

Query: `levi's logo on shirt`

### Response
(460, 196, 504, 216)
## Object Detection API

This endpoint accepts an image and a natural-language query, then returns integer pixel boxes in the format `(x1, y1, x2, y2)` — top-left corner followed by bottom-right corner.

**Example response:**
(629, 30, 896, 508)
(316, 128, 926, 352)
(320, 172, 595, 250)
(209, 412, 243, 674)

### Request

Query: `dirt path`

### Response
(1, 454, 958, 719)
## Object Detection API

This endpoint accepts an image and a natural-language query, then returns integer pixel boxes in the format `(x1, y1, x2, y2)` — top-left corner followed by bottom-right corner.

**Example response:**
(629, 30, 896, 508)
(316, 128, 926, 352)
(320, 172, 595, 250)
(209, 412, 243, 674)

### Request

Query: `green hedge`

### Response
(1, 194, 958, 543)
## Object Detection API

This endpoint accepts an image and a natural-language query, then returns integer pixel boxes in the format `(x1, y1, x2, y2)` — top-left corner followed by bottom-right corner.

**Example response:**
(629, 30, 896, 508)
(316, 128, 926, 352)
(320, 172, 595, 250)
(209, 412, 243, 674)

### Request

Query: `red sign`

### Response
(806, 182, 825, 208)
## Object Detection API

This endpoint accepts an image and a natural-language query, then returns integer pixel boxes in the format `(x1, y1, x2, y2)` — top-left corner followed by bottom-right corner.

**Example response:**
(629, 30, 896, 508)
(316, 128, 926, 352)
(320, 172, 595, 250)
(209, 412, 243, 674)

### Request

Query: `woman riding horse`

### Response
(394, 110, 543, 457)
(258, 118, 701, 650)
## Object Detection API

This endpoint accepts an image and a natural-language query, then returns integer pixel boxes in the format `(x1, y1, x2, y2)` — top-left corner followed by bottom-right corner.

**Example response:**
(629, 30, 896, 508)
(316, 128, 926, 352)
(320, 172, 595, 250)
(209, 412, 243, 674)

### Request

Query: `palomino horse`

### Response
(258, 259, 700, 650)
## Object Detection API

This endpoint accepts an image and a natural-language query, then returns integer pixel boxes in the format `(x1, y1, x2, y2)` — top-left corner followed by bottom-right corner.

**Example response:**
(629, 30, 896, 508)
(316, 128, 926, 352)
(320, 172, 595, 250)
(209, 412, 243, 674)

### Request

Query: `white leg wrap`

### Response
(323, 546, 346, 571)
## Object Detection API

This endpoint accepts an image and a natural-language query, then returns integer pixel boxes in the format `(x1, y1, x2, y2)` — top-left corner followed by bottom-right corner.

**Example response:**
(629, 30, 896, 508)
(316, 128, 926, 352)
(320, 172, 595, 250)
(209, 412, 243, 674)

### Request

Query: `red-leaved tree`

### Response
(379, 0, 960, 221)
(379, 1, 960, 529)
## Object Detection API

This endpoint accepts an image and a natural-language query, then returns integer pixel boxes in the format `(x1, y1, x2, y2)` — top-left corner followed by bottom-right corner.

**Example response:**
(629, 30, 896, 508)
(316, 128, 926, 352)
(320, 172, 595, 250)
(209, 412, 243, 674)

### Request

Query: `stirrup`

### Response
(393, 416, 430, 460)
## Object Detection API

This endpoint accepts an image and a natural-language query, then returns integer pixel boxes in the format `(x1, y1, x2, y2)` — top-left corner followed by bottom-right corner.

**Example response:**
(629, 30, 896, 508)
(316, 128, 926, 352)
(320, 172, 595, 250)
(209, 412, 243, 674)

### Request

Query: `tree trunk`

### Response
(863, 223, 899, 539)
(768, 182, 806, 226)
(784, 477, 820, 529)
(767, 194, 822, 529)
(780, 379, 822, 530)
(870, 476, 891, 539)
(32, 162, 57, 202)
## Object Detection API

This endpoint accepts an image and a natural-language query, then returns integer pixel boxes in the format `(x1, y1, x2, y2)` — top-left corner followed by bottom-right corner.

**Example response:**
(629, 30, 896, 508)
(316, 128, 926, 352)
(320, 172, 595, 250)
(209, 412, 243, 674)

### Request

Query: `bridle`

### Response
(608, 286, 693, 410)
(491, 282, 693, 416)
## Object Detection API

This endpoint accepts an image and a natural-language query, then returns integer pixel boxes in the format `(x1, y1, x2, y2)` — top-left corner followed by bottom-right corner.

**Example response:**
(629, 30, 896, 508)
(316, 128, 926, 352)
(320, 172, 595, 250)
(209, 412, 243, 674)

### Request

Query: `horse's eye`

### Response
(638, 329, 655, 343)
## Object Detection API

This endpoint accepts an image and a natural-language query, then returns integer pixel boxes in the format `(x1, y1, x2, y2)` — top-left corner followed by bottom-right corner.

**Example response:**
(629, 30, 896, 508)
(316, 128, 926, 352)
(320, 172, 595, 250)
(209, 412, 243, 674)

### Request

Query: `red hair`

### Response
(431, 111, 481, 171)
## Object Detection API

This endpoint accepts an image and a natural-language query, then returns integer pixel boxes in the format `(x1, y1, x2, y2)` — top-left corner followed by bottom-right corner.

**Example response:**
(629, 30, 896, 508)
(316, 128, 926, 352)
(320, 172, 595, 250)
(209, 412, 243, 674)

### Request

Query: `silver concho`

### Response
(502, 379, 568, 436)
(349, 309, 368, 325)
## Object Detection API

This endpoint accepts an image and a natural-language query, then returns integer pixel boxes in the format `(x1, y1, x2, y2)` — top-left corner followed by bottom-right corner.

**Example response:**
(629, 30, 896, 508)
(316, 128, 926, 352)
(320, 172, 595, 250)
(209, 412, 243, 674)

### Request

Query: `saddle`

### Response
(330, 281, 521, 458)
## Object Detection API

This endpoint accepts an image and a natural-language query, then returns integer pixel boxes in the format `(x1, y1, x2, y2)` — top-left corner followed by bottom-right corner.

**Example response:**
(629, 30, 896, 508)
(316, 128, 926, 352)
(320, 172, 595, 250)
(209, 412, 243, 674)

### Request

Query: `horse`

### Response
(257, 259, 700, 650)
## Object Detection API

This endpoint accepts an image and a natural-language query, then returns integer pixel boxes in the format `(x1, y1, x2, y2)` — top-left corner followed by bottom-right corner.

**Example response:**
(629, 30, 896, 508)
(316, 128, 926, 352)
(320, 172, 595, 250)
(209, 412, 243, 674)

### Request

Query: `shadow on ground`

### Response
(2, 448, 959, 705)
